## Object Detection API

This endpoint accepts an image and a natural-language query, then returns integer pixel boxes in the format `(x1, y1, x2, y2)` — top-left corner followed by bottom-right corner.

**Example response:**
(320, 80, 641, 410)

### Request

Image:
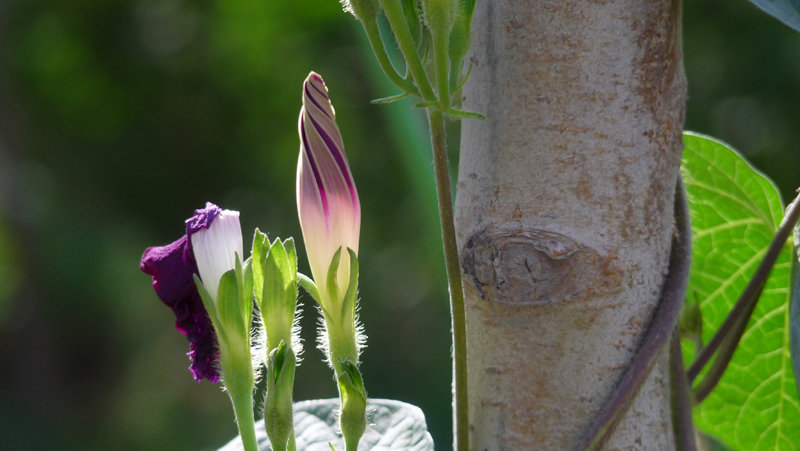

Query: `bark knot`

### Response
(461, 225, 621, 306)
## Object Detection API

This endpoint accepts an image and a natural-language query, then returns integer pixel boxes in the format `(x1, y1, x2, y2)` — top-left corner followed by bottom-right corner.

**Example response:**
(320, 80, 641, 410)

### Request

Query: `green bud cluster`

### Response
(251, 230, 302, 451)
(362, 0, 480, 115)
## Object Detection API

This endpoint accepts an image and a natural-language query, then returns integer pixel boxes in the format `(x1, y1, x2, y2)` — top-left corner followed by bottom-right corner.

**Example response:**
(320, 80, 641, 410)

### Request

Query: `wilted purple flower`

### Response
(140, 202, 240, 382)
(297, 72, 360, 304)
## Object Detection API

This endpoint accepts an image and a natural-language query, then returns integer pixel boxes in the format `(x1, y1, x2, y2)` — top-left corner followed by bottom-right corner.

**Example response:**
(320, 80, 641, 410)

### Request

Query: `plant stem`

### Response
(428, 110, 468, 451)
(231, 389, 258, 451)
(379, 0, 436, 102)
(377, 2, 468, 447)
(669, 329, 696, 451)
(687, 190, 800, 385)
(361, 19, 419, 96)
(692, 284, 762, 403)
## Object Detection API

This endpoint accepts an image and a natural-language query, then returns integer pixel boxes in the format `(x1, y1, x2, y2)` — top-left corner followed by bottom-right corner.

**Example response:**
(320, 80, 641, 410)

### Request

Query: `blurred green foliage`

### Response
(0, 0, 798, 450)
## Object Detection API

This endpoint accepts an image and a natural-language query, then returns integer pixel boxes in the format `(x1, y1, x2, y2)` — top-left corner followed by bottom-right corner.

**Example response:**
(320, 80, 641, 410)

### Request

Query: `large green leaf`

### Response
(682, 132, 800, 449)
(748, 0, 800, 33)
(219, 398, 434, 450)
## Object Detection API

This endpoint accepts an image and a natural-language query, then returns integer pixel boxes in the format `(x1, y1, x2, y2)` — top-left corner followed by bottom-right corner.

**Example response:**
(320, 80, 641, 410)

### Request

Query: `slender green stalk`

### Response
(428, 110, 468, 451)
(231, 389, 258, 451)
(687, 190, 800, 386)
(379, 0, 436, 101)
(376, 2, 469, 448)
(361, 19, 418, 96)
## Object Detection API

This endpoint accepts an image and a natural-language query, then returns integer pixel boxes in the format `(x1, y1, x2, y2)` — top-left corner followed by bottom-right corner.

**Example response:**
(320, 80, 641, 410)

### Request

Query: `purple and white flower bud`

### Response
(187, 203, 244, 302)
(297, 72, 361, 306)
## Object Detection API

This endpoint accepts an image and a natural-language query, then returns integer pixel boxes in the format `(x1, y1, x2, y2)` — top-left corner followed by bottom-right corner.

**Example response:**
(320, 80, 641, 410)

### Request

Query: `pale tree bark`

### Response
(454, 1, 686, 449)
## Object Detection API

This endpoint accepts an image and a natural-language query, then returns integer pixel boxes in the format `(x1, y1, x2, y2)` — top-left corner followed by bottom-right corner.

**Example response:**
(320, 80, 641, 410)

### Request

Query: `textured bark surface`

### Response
(454, 1, 686, 449)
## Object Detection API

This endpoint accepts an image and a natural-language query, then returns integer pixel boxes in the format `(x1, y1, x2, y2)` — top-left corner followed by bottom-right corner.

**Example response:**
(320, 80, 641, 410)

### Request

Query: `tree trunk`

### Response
(455, 1, 686, 449)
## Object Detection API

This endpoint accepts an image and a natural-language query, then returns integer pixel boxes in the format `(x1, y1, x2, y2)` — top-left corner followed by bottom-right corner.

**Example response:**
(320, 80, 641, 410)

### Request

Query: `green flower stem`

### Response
(379, 0, 436, 102)
(230, 389, 258, 451)
(326, 314, 364, 451)
(428, 109, 468, 451)
(361, 18, 419, 96)
(687, 190, 800, 388)
(222, 348, 258, 451)
(327, 316, 359, 373)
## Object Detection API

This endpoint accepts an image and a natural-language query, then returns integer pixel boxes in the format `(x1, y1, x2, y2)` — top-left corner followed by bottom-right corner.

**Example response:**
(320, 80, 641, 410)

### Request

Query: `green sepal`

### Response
(370, 92, 410, 105)
(194, 274, 226, 343)
(298, 273, 322, 304)
(285, 237, 297, 280)
(445, 107, 484, 120)
(240, 256, 253, 332)
(451, 61, 473, 95)
(251, 228, 270, 307)
(341, 248, 360, 320)
(265, 341, 297, 451)
(448, 0, 475, 81)
(337, 358, 367, 451)
(262, 237, 298, 351)
(402, 0, 423, 47)
(217, 267, 245, 336)
(326, 247, 344, 309)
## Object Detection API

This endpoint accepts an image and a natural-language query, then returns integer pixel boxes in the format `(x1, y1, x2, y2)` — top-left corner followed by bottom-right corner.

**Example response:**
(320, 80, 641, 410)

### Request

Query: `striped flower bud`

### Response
(297, 72, 361, 309)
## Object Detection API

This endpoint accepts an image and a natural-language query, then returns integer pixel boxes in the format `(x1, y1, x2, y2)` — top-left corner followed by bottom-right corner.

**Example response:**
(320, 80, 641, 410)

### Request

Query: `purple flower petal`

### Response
(140, 234, 219, 383)
(186, 202, 221, 236)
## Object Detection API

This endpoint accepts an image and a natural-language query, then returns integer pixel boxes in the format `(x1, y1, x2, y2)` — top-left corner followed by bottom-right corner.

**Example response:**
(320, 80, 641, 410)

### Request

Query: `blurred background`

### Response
(0, 1, 798, 449)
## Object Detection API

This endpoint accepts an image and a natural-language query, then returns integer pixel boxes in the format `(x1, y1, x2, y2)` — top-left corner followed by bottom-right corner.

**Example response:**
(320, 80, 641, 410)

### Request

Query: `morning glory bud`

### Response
(297, 72, 367, 451)
(297, 72, 361, 309)
(140, 202, 258, 450)
(140, 205, 233, 383)
(188, 204, 244, 303)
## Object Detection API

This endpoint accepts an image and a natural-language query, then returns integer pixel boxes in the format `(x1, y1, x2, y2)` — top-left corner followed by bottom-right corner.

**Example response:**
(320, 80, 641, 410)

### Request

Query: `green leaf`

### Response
(370, 92, 410, 105)
(445, 107, 484, 120)
(681, 132, 800, 449)
(218, 399, 435, 450)
(747, 0, 800, 33)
